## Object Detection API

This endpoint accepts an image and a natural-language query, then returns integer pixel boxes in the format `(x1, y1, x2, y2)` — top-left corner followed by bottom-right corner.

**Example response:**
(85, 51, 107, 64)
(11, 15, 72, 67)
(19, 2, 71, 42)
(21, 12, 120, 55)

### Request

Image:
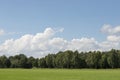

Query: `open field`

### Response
(0, 69, 120, 80)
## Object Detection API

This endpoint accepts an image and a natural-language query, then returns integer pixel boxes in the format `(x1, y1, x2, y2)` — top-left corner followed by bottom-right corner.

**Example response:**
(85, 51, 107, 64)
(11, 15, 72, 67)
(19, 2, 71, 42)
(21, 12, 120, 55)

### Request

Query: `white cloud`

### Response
(0, 27, 99, 57)
(107, 35, 120, 42)
(1, 25, 120, 57)
(0, 29, 5, 36)
(0, 28, 55, 57)
(101, 24, 120, 35)
(99, 41, 119, 51)
(67, 38, 100, 51)
(59, 28, 64, 32)
(49, 38, 67, 51)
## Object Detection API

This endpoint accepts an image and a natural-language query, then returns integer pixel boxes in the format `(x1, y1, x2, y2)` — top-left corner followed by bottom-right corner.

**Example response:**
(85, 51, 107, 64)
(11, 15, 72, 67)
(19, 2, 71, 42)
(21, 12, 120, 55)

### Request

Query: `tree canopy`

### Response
(0, 49, 120, 69)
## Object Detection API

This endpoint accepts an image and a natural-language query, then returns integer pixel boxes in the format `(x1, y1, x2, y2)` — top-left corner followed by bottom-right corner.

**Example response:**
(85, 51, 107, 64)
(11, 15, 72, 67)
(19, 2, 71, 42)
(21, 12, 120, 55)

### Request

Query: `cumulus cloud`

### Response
(101, 24, 120, 35)
(107, 35, 120, 42)
(0, 25, 120, 57)
(67, 38, 100, 51)
(0, 28, 55, 57)
(0, 27, 99, 57)
(0, 29, 5, 36)
(99, 41, 119, 51)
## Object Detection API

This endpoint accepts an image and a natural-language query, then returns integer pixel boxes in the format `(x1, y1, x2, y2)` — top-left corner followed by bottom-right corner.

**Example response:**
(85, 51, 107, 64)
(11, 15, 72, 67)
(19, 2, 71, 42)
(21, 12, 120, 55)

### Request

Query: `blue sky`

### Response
(0, 0, 120, 40)
(0, 0, 120, 57)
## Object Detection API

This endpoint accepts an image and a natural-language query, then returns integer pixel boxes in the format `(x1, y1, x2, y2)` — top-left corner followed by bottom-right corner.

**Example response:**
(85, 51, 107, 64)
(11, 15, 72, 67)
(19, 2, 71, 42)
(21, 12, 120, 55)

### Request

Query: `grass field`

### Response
(0, 69, 120, 80)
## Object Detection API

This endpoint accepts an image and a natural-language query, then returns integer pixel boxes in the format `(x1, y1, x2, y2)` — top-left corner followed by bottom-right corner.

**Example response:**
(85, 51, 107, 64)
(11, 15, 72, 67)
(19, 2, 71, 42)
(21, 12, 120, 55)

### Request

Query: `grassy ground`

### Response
(0, 69, 120, 80)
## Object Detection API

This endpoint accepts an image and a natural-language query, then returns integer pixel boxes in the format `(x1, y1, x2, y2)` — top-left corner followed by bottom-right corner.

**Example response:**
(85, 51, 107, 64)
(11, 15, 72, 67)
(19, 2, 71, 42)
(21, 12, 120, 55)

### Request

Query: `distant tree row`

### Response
(0, 49, 120, 69)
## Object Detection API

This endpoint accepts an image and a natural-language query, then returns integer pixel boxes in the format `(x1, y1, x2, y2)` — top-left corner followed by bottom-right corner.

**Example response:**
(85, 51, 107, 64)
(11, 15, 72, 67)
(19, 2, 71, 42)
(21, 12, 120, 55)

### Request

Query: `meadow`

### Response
(0, 69, 120, 80)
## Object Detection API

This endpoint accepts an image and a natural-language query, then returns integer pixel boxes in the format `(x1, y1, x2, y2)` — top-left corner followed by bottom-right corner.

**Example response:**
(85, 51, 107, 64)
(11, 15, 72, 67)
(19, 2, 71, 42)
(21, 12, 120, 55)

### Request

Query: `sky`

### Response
(0, 0, 120, 57)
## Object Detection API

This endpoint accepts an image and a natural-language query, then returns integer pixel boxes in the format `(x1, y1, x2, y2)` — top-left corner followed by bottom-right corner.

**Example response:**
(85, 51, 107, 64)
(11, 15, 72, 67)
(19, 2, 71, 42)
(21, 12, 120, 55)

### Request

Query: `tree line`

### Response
(0, 49, 120, 69)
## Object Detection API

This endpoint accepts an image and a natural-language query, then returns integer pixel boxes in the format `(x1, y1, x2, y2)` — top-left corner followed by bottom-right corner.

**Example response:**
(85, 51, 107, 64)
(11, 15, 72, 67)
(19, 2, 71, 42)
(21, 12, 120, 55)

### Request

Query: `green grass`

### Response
(0, 69, 120, 80)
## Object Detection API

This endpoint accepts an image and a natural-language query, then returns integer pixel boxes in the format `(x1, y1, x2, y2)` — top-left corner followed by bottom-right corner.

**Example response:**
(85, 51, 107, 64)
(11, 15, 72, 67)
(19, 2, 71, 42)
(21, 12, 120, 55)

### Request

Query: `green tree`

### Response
(100, 53, 109, 68)
(107, 49, 119, 68)
(62, 50, 73, 68)
(55, 51, 64, 68)
(27, 57, 38, 68)
(9, 54, 27, 68)
(38, 58, 47, 68)
(45, 54, 55, 68)
(0, 55, 10, 68)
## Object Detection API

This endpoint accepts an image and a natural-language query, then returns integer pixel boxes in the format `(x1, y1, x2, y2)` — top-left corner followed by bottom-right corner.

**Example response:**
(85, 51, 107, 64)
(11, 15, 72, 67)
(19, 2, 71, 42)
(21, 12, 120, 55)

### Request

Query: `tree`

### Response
(38, 58, 47, 68)
(107, 49, 119, 68)
(0, 55, 10, 68)
(0, 49, 120, 69)
(55, 51, 64, 68)
(19, 54, 28, 68)
(27, 56, 38, 68)
(45, 54, 55, 68)
(93, 51, 101, 69)
(70, 50, 84, 68)
(62, 50, 73, 68)
(85, 51, 94, 68)
(100, 53, 109, 68)
(9, 54, 27, 68)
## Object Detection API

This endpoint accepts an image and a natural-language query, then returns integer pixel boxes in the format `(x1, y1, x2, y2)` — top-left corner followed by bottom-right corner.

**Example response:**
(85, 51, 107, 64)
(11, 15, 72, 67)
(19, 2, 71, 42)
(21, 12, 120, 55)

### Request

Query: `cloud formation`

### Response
(107, 35, 120, 42)
(0, 24, 120, 57)
(0, 29, 5, 36)
(101, 24, 120, 35)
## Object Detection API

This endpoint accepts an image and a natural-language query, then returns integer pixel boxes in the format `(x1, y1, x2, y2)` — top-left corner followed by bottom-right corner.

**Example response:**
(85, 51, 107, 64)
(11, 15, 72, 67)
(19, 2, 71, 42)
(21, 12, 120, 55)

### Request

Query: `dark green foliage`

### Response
(9, 54, 28, 68)
(100, 53, 109, 68)
(54, 51, 64, 68)
(107, 49, 119, 68)
(38, 58, 47, 68)
(0, 55, 10, 68)
(0, 49, 120, 69)
(27, 57, 38, 68)
(39, 49, 120, 69)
